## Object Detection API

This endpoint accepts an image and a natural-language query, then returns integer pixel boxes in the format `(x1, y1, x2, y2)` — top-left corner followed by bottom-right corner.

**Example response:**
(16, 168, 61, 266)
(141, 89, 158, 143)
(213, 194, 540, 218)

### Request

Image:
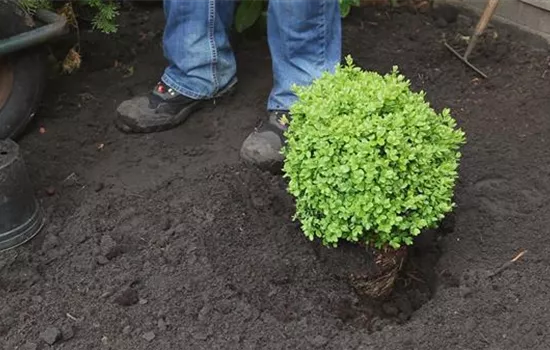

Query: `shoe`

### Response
(116, 79, 237, 133)
(240, 110, 291, 173)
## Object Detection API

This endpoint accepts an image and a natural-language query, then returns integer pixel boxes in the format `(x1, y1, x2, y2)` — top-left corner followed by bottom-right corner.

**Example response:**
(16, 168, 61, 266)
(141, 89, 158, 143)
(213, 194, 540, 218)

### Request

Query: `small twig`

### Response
(62, 172, 77, 183)
(488, 250, 527, 278)
(511, 250, 526, 262)
(66, 312, 81, 322)
(406, 272, 425, 284)
(0, 252, 18, 272)
(479, 331, 490, 344)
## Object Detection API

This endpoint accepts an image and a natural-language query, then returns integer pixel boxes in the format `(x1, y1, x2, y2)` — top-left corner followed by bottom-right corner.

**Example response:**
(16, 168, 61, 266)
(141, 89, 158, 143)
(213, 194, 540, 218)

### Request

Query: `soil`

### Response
(2, 3, 550, 350)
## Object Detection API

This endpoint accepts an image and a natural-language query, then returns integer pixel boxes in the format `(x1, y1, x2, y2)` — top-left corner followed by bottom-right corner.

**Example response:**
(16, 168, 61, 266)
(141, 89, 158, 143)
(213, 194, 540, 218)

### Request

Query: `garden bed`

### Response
(1, 4, 550, 349)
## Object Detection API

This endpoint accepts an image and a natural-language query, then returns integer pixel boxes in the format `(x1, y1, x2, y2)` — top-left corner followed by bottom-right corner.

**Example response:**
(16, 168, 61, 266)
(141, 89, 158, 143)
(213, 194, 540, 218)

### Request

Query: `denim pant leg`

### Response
(267, 0, 342, 111)
(161, 0, 237, 99)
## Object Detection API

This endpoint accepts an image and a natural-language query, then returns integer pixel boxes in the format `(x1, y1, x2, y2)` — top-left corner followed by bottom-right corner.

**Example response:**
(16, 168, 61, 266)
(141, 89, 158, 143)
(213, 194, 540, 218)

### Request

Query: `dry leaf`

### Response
(58, 3, 78, 28)
(62, 48, 82, 74)
(24, 13, 35, 28)
(123, 66, 135, 78)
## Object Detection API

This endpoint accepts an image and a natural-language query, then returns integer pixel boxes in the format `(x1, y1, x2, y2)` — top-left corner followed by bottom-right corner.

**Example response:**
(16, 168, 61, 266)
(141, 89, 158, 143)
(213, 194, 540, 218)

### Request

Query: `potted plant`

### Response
(282, 56, 465, 299)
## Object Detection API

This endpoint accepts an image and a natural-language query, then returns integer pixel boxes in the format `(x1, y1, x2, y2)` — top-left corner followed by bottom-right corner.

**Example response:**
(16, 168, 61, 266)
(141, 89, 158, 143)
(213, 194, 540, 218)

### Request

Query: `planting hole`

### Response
(199, 166, 455, 332)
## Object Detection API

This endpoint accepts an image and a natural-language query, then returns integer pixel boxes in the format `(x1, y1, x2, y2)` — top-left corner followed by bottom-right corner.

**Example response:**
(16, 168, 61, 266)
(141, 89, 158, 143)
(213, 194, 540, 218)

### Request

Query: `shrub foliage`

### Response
(282, 57, 465, 249)
(18, 0, 119, 34)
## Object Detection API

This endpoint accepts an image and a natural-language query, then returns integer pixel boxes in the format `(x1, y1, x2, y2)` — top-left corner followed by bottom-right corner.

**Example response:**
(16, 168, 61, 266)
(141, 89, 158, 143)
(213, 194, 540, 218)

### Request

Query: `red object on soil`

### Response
(45, 186, 55, 196)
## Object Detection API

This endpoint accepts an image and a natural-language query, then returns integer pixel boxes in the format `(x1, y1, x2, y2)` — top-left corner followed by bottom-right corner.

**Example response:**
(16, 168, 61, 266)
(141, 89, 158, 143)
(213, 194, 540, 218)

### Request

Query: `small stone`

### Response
(122, 326, 132, 335)
(139, 298, 148, 305)
(370, 318, 385, 332)
(45, 186, 56, 196)
(434, 4, 459, 24)
(142, 331, 156, 342)
(215, 300, 235, 314)
(122, 325, 132, 335)
(147, 161, 160, 170)
(398, 312, 410, 323)
(395, 297, 413, 316)
(161, 218, 172, 231)
(435, 17, 448, 28)
(42, 235, 60, 250)
(382, 303, 399, 317)
(101, 290, 113, 299)
(416, 1, 430, 13)
(94, 182, 105, 192)
(76, 233, 89, 244)
(31, 295, 43, 304)
(193, 331, 209, 341)
(40, 326, 62, 345)
(460, 286, 473, 298)
(100, 234, 120, 260)
(96, 255, 109, 265)
(21, 342, 38, 350)
(157, 319, 167, 331)
(307, 335, 329, 347)
(62, 324, 75, 340)
(114, 287, 139, 306)
(197, 305, 211, 322)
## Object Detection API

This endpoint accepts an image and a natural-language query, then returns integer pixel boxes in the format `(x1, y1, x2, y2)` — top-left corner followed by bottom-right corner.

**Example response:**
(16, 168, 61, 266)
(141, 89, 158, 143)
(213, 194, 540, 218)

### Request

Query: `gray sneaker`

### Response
(240, 110, 291, 173)
(116, 79, 237, 133)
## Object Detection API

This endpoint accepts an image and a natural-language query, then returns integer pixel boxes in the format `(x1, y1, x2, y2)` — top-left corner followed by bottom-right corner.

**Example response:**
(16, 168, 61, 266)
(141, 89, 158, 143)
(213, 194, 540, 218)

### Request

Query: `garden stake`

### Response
(445, 0, 501, 78)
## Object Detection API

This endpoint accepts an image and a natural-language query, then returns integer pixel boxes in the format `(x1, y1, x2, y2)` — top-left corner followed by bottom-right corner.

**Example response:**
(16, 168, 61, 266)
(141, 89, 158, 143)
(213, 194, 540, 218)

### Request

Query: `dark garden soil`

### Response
(2, 3, 550, 349)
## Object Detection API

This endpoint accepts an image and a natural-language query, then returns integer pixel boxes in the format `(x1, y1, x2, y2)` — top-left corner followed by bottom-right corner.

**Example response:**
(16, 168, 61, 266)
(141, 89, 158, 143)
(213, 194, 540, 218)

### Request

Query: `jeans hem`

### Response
(161, 73, 210, 100)
(162, 73, 238, 100)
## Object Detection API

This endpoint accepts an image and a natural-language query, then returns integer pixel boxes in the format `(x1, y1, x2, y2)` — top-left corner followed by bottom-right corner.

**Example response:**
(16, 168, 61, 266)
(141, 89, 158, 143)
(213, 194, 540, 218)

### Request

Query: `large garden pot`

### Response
(0, 139, 44, 251)
(0, 1, 50, 140)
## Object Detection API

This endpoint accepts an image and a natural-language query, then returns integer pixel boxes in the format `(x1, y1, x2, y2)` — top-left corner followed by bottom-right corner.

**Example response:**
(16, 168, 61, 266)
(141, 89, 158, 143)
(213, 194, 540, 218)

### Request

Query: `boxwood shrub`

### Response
(282, 57, 465, 249)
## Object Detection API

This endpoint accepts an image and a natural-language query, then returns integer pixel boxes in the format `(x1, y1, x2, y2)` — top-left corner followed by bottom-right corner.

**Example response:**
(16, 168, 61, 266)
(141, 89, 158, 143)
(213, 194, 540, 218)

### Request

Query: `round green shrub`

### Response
(282, 56, 466, 249)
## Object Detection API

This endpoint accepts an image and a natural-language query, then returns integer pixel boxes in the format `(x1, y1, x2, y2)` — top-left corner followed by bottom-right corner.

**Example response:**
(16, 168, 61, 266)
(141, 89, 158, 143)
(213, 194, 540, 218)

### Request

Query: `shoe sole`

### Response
(116, 80, 238, 134)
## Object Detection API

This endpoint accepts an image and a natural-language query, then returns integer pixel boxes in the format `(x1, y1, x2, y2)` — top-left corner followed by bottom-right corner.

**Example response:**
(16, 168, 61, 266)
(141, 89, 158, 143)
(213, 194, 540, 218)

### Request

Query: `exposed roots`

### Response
(349, 245, 408, 299)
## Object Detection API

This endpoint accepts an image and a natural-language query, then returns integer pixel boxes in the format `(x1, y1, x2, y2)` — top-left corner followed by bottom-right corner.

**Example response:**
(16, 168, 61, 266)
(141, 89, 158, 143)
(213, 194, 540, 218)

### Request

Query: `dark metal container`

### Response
(0, 139, 44, 251)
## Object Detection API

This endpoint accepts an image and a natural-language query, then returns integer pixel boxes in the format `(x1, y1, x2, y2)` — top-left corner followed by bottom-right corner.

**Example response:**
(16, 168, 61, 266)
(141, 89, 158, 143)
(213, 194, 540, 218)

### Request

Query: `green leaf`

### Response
(339, 0, 360, 18)
(234, 0, 264, 33)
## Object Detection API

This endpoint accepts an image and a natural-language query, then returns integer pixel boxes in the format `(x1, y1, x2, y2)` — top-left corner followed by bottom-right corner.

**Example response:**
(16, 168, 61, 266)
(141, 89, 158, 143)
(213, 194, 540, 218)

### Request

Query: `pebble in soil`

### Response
(39, 326, 62, 345)
(114, 287, 139, 306)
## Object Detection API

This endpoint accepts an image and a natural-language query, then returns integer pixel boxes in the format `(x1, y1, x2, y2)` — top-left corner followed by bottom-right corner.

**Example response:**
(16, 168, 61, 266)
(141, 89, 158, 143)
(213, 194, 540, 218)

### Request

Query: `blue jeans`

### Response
(161, 0, 342, 111)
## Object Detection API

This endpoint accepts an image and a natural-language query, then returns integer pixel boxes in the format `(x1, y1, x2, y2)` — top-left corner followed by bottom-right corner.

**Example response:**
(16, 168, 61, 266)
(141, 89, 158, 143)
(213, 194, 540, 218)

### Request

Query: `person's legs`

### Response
(267, 0, 342, 111)
(240, 0, 342, 171)
(116, 0, 237, 133)
(162, 0, 237, 98)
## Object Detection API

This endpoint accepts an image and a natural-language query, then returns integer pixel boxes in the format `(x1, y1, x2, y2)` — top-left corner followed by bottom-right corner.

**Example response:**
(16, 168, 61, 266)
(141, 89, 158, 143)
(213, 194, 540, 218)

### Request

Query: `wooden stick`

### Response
(464, 0, 501, 59)
(488, 250, 527, 277)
